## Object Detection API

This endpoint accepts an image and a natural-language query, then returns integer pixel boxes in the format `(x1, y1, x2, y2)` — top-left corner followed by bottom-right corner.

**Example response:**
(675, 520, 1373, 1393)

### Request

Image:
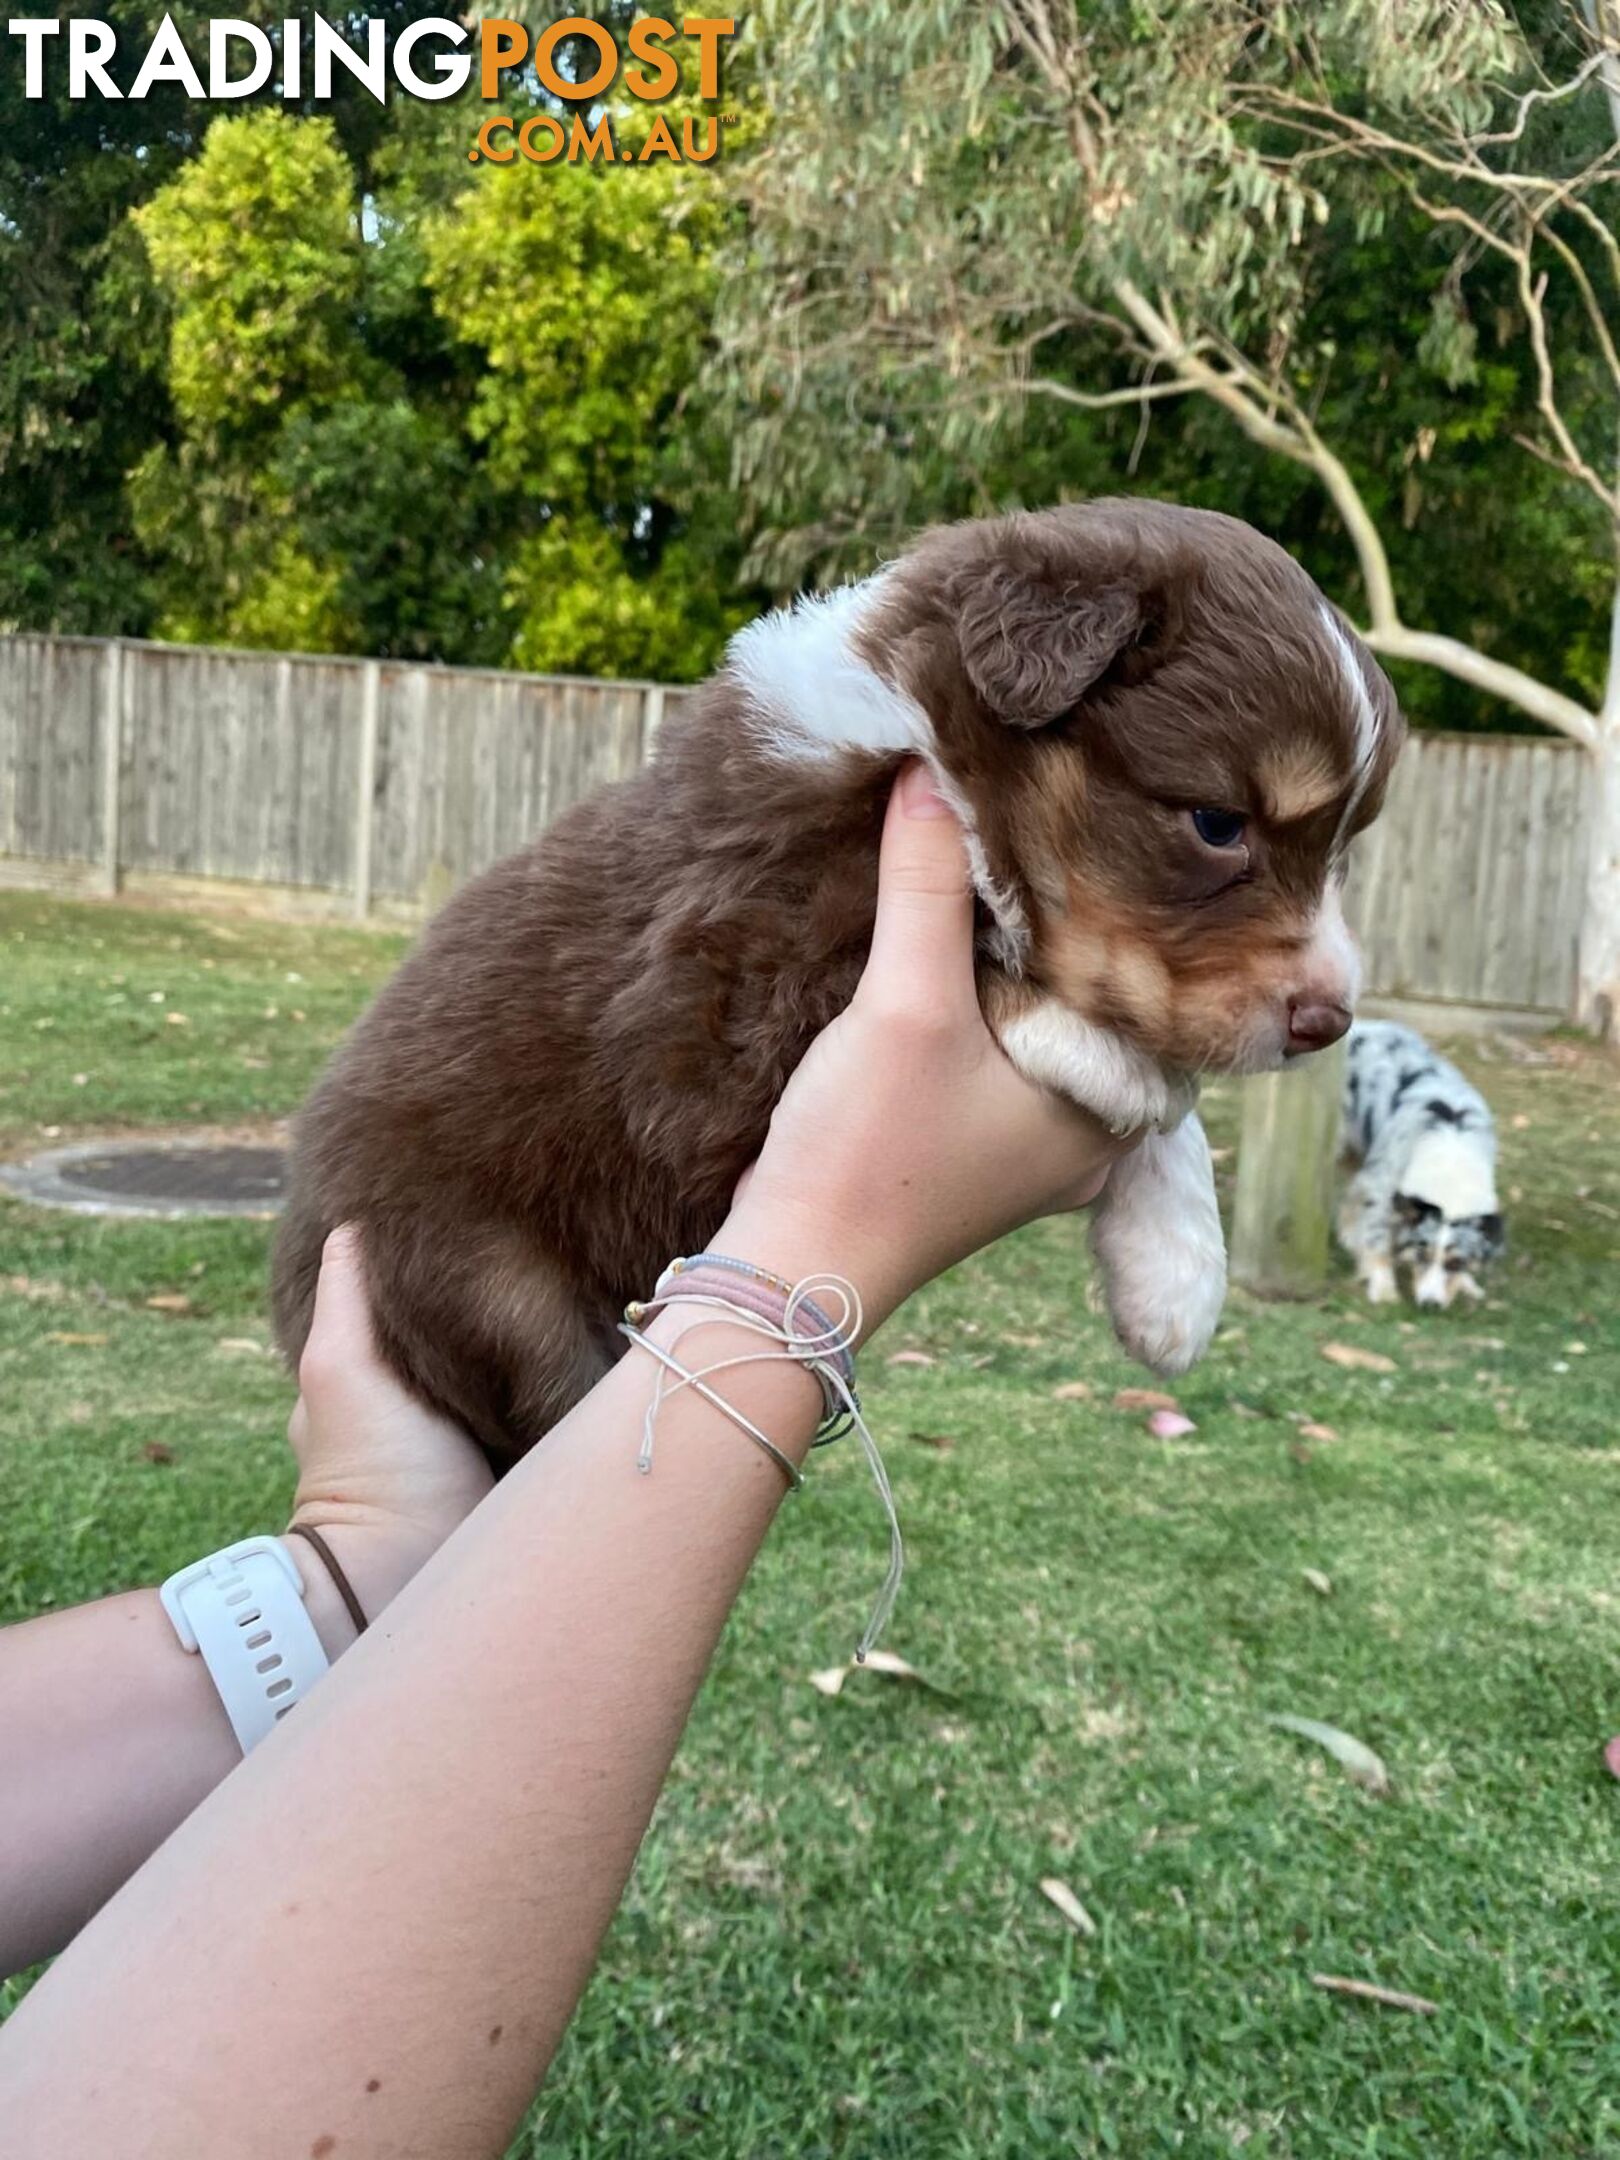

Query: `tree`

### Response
(421, 155, 751, 680)
(726, 0, 1620, 1034)
(132, 110, 366, 647)
(123, 83, 749, 675)
(0, 0, 438, 639)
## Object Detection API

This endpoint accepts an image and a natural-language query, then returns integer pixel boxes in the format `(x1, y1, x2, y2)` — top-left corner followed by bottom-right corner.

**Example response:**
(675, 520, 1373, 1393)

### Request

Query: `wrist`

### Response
(281, 1520, 440, 1660)
(708, 1191, 916, 1349)
(634, 1299, 826, 1471)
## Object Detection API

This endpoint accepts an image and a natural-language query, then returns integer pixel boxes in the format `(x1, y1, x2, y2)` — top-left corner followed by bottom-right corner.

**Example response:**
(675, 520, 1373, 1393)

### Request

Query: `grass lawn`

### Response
(2, 886, 1619, 2158)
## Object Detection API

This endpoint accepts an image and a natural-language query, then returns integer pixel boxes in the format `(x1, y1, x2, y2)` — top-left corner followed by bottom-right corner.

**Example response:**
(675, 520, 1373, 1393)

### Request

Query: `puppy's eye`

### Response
(1190, 807, 1247, 849)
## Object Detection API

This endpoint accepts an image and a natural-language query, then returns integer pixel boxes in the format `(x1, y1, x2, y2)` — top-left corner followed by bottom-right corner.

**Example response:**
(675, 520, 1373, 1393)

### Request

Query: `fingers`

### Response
(860, 761, 980, 1017)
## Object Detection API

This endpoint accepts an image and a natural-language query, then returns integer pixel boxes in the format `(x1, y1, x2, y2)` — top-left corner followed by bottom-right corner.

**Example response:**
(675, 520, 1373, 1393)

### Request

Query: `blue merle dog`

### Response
(1338, 1020, 1505, 1307)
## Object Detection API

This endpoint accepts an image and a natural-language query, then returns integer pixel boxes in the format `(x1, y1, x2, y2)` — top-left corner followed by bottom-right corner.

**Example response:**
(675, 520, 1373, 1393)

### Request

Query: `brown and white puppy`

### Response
(273, 499, 1403, 1467)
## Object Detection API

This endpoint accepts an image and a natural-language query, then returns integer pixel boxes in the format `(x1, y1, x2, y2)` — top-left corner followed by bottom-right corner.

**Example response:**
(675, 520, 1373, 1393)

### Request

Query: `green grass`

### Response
(3, 888, 1619, 2157)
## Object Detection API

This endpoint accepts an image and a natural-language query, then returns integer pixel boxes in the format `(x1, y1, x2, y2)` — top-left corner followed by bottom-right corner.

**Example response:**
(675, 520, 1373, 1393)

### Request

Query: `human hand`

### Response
(720, 761, 1137, 1338)
(286, 1226, 493, 1639)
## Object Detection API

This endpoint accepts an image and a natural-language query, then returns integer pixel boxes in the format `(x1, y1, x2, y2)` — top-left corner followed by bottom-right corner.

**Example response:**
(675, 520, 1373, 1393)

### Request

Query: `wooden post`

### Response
(1229, 1040, 1347, 1298)
(353, 659, 380, 921)
(99, 638, 123, 895)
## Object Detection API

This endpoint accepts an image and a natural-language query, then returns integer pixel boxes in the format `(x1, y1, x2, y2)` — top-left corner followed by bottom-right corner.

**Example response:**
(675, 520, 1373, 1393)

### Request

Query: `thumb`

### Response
(300, 1224, 378, 1388)
(860, 761, 979, 1015)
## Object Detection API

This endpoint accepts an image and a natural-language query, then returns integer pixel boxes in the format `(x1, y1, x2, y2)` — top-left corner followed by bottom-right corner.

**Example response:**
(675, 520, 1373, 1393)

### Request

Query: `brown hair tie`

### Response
(285, 1523, 369, 1638)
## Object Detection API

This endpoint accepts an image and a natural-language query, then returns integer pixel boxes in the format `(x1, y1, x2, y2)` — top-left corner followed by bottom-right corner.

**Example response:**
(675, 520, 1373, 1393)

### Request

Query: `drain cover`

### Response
(0, 1139, 288, 1219)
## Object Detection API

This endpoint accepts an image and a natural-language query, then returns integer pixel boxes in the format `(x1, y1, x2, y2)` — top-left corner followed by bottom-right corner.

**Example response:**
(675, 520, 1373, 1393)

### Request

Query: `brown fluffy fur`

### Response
(273, 500, 1401, 1464)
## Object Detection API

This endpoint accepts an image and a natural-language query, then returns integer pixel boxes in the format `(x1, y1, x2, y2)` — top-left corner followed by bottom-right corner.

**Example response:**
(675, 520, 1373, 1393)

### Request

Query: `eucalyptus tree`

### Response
(725, 0, 1620, 1035)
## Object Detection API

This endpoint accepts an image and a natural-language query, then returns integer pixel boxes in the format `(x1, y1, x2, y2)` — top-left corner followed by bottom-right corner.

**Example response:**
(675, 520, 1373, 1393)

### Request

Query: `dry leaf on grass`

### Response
(1147, 1409, 1197, 1439)
(1051, 1381, 1094, 1402)
(1269, 1714, 1390, 1795)
(4, 1275, 67, 1304)
(1311, 1974, 1436, 2015)
(45, 1331, 108, 1347)
(1113, 1387, 1181, 1413)
(1301, 1569, 1334, 1597)
(907, 1430, 955, 1454)
(145, 1294, 192, 1315)
(1298, 1422, 1339, 1443)
(886, 1350, 936, 1368)
(1038, 1878, 1098, 1938)
(1320, 1342, 1396, 1374)
(217, 1337, 270, 1357)
(142, 1441, 175, 1466)
(809, 1649, 938, 1698)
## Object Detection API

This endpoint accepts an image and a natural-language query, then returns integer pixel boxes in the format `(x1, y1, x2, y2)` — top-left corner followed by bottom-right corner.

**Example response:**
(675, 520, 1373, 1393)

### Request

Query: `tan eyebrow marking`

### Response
(1258, 744, 1344, 824)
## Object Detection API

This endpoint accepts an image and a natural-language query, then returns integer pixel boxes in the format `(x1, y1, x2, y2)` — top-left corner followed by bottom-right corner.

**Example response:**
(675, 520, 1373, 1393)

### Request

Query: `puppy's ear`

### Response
(955, 567, 1145, 726)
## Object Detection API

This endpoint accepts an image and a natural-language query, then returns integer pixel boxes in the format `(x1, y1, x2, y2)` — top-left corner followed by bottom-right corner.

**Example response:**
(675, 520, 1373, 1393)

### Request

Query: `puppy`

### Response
(1338, 1019, 1504, 1306)
(273, 500, 1403, 1466)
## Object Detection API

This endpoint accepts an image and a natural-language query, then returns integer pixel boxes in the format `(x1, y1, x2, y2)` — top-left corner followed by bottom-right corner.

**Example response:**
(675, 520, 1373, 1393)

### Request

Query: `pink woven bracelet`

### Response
(632, 1253, 859, 1443)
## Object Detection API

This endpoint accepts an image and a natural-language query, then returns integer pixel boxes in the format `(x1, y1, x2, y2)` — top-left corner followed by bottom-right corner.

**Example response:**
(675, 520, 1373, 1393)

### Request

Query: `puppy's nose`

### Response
(1286, 998, 1352, 1054)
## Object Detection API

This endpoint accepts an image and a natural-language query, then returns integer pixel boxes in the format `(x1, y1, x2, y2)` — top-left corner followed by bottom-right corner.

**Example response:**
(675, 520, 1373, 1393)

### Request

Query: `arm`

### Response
(0, 761, 1128, 2160)
(0, 1238, 493, 1978)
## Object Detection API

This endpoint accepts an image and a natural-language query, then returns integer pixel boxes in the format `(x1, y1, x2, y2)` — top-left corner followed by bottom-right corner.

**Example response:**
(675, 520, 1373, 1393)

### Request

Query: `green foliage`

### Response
(3, 1, 1613, 716)
(137, 112, 363, 434)
(129, 112, 363, 648)
(504, 518, 747, 682)
(421, 156, 748, 677)
(424, 162, 712, 502)
(1, 38, 746, 679)
(0, 0, 442, 639)
(722, 0, 1617, 731)
(276, 400, 508, 664)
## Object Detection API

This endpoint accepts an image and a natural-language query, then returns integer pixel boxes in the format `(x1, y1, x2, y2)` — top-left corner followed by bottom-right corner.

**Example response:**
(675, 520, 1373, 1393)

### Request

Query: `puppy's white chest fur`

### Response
(996, 1003, 1197, 1136)
(995, 996, 1226, 1376)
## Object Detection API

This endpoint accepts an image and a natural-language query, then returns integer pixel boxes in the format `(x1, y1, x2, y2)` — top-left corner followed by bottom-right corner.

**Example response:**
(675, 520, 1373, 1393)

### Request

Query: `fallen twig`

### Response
(1311, 1973, 1437, 2015)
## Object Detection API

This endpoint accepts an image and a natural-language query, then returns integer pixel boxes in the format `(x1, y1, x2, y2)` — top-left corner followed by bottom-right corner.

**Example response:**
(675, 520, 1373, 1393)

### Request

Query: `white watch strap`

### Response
(160, 1537, 330, 1754)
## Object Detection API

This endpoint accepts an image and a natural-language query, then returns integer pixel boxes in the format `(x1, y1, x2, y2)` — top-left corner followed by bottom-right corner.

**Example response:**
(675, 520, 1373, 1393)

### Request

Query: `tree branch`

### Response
(1516, 254, 1620, 513)
(1361, 627, 1600, 746)
(1042, 289, 1604, 749)
(1026, 372, 1230, 410)
(1107, 279, 1404, 631)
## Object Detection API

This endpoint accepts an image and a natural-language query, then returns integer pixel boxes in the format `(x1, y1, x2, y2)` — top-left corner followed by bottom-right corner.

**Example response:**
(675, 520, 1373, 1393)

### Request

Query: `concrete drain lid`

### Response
(0, 1139, 287, 1219)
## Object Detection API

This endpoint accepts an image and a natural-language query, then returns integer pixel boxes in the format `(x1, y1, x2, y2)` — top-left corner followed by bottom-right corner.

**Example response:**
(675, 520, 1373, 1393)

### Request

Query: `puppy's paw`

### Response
(1360, 1258, 1399, 1305)
(1107, 1241, 1228, 1376)
(1089, 1116, 1226, 1377)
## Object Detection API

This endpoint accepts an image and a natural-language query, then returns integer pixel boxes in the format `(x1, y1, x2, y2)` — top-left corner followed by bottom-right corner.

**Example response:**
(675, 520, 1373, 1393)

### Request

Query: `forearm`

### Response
(0, 1540, 366, 1977)
(0, 1292, 824, 2160)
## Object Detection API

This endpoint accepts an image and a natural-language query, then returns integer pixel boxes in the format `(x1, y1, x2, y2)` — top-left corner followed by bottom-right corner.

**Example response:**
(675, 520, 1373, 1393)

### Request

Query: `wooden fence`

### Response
(1342, 728, 1590, 1018)
(0, 633, 1593, 1019)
